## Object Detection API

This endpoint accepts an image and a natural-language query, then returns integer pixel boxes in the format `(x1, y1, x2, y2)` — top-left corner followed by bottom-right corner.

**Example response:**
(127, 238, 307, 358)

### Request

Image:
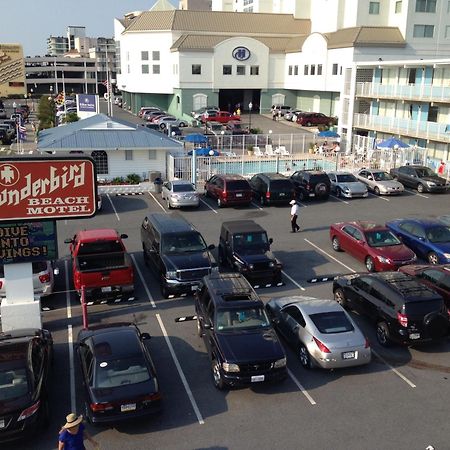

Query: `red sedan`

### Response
(200, 111, 240, 123)
(330, 221, 417, 272)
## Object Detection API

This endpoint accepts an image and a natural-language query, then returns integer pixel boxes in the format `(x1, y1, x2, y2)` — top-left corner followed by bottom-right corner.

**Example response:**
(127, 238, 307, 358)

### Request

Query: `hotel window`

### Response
(152, 51, 160, 60)
(288, 65, 293, 75)
(148, 150, 156, 160)
(332, 63, 338, 75)
(395, 1, 402, 13)
(91, 151, 108, 174)
(141, 51, 148, 60)
(192, 64, 201, 75)
(317, 64, 323, 75)
(413, 24, 434, 37)
(127, 64, 130, 74)
(294, 65, 298, 75)
(126, 51, 130, 61)
(446, 25, 450, 38)
(236, 65, 245, 75)
(310, 65, 316, 75)
(223, 65, 232, 75)
(304, 65, 309, 75)
(153, 65, 160, 74)
(250, 66, 259, 75)
(369, 2, 380, 14)
(416, 0, 436, 12)
(141, 64, 149, 74)
(125, 150, 133, 161)
(448, 0, 450, 12)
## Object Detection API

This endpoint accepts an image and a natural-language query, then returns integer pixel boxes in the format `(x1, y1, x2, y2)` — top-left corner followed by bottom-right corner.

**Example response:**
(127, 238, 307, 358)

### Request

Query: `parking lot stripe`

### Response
(282, 270, 306, 291)
(106, 194, 121, 221)
(67, 325, 76, 412)
(372, 350, 416, 388)
(287, 368, 317, 405)
(65, 260, 72, 319)
(405, 189, 429, 199)
(147, 191, 167, 212)
(251, 202, 263, 210)
(156, 313, 205, 425)
(199, 197, 218, 214)
(330, 195, 350, 204)
(131, 254, 156, 308)
(368, 193, 390, 202)
(304, 238, 357, 273)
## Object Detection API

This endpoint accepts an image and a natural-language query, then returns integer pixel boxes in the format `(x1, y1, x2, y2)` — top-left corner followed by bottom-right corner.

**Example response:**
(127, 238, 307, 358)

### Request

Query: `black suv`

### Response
(195, 273, 287, 389)
(249, 173, 295, 206)
(141, 213, 216, 298)
(0, 329, 53, 443)
(218, 220, 282, 288)
(333, 272, 449, 347)
(290, 170, 331, 201)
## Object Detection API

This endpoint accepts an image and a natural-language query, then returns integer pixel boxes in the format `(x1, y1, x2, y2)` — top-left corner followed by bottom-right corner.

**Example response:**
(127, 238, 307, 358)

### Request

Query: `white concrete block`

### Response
(4, 263, 34, 304)
(1, 300, 42, 331)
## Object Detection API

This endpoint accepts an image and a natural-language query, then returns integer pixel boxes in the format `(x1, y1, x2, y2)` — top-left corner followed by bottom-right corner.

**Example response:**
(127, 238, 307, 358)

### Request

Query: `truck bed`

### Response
(75, 252, 130, 272)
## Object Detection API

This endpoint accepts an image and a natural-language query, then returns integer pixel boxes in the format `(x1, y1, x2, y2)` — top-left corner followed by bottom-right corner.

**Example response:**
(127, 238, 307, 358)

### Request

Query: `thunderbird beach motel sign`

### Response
(0, 156, 97, 221)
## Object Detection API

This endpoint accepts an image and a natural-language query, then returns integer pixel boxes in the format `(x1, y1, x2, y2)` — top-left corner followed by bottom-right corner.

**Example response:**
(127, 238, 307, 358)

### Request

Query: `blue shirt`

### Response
(59, 423, 85, 450)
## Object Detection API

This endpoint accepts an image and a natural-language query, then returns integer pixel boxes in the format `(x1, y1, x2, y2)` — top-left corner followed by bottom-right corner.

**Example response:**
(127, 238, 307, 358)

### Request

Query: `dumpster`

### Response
(153, 177, 163, 194)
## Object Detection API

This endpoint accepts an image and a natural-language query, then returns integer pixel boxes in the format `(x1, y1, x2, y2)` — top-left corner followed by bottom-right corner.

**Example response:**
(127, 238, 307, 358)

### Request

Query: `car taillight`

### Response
(266, 192, 271, 199)
(39, 273, 51, 283)
(306, 183, 310, 191)
(142, 392, 162, 403)
(364, 337, 370, 349)
(313, 337, 331, 353)
(17, 400, 40, 421)
(90, 402, 114, 412)
(221, 191, 227, 198)
(0, 281, 3, 289)
(397, 312, 408, 328)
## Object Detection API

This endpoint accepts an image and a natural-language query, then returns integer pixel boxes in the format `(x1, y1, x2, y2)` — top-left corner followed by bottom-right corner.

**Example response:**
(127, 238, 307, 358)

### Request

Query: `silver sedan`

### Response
(161, 180, 200, 209)
(327, 171, 368, 198)
(355, 169, 404, 195)
(266, 296, 371, 370)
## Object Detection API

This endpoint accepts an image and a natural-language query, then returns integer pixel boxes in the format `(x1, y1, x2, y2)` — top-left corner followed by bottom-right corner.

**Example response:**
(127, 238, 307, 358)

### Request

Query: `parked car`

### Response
(205, 121, 226, 135)
(290, 170, 331, 201)
(271, 105, 292, 117)
(191, 106, 219, 120)
(390, 165, 449, 193)
(355, 169, 404, 196)
(296, 112, 337, 127)
(330, 221, 417, 272)
(226, 121, 249, 134)
(195, 273, 287, 389)
(386, 218, 450, 264)
(0, 328, 53, 442)
(249, 173, 295, 206)
(77, 323, 161, 425)
(327, 171, 368, 198)
(141, 123, 161, 131)
(332, 272, 450, 346)
(266, 296, 371, 369)
(200, 111, 240, 123)
(0, 108, 7, 119)
(139, 106, 161, 118)
(438, 215, 450, 227)
(164, 125, 182, 137)
(161, 180, 200, 209)
(204, 174, 252, 207)
(0, 128, 12, 145)
(218, 220, 283, 287)
(156, 116, 188, 129)
(141, 213, 216, 298)
(399, 264, 450, 307)
(142, 110, 164, 121)
(284, 109, 303, 122)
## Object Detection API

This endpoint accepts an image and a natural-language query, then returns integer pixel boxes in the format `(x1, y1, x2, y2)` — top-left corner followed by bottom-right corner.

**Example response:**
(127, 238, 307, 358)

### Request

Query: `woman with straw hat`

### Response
(58, 412, 99, 450)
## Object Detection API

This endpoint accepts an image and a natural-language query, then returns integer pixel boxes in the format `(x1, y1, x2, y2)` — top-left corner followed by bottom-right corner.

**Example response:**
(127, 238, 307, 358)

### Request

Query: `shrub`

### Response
(111, 177, 125, 185)
(125, 173, 142, 184)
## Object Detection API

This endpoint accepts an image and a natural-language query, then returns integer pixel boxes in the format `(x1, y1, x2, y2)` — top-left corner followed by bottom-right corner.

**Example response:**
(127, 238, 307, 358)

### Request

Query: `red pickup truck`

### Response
(65, 228, 134, 301)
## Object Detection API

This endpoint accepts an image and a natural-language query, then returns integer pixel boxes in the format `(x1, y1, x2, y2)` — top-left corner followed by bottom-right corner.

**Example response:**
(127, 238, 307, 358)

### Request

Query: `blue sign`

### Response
(78, 94, 97, 112)
(232, 47, 251, 61)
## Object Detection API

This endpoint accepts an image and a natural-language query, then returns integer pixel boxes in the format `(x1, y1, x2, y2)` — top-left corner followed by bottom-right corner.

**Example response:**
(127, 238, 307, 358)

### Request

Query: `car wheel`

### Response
(179, 122, 186, 127)
(299, 345, 313, 369)
(84, 402, 92, 425)
(374, 186, 380, 196)
(211, 358, 225, 390)
(427, 252, 439, 265)
(334, 288, 348, 309)
(197, 319, 203, 337)
(160, 123, 166, 129)
(161, 281, 170, 299)
(331, 236, 341, 252)
(142, 245, 149, 266)
(365, 256, 376, 272)
(306, 121, 312, 127)
(417, 183, 425, 193)
(376, 321, 391, 347)
(298, 191, 305, 201)
(217, 198, 223, 208)
(336, 187, 342, 198)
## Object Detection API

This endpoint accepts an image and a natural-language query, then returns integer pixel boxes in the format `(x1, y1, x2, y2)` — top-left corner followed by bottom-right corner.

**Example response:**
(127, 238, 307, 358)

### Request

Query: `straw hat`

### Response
(63, 413, 83, 429)
(289, 200, 297, 205)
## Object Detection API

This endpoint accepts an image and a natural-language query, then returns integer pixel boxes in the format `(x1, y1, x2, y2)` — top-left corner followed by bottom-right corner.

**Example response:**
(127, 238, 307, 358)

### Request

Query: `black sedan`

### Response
(0, 329, 53, 443)
(77, 323, 161, 424)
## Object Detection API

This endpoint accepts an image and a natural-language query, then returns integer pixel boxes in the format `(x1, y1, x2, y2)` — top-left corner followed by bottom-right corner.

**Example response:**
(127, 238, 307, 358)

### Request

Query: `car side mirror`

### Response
(346, 279, 352, 286)
(53, 268, 60, 276)
(64, 238, 73, 244)
(141, 332, 151, 340)
(367, 176, 373, 180)
(268, 238, 273, 245)
(120, 234, 128, 239)
(207, 244, 215, 250)
(203, 323, 212, 330)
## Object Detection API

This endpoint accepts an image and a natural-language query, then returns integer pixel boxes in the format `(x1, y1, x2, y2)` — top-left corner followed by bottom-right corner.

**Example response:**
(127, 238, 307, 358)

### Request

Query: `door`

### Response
(278, 305, 305, 345)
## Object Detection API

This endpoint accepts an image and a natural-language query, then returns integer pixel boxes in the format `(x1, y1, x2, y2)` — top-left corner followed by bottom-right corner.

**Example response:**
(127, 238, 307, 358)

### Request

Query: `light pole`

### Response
(30, 88, 34, 111)
(393, 144, 399, 168)
(248, 102, 253, 132)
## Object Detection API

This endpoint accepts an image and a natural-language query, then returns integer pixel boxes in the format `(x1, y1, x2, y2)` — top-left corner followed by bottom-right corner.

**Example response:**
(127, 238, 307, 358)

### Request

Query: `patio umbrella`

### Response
(317, 130, 340, 138)
(184, 133, 208, 144)
(188, 147, 219, 156)
(376, 137, 410, 149)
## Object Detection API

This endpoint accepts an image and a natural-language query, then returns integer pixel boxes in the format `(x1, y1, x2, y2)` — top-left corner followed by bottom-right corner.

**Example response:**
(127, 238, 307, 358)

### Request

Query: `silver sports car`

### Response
(327, 171, 368, 198)
(266, 296, 371, 369)
(355, 169, 404, 195)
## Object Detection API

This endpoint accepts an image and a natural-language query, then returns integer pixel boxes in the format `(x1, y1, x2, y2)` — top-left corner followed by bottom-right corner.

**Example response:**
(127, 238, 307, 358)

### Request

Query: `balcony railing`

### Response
(353, 113, 450, 143)
(356, 82, 450, 103)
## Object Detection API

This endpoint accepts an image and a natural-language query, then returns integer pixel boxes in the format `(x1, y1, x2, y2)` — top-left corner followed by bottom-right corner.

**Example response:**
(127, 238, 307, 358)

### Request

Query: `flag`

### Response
(55, 92, 65, 105)
(101, 80, 111, 92)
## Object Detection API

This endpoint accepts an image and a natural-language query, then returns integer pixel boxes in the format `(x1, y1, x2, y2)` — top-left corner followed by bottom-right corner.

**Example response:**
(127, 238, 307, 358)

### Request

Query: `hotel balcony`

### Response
(356, 82, 450, 104)
(353, 113, 450, 143)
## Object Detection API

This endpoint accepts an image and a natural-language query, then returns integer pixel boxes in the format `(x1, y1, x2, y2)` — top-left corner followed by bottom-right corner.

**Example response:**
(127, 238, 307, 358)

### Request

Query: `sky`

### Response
(0, 0, 177, 56)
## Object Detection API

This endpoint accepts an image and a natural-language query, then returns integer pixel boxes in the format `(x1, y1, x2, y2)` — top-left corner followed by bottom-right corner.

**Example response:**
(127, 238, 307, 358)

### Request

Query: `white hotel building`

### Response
(115, 0, 450, 160)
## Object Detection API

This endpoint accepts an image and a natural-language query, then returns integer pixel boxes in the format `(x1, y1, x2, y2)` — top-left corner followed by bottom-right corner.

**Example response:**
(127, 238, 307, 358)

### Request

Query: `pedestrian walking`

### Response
(438, 161, 446, 177)
(289, 199, 300, 233)
(58, 413, 99, 450)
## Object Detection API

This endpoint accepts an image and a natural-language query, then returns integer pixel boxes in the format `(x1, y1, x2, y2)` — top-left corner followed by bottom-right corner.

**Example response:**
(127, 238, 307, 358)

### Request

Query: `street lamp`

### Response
(220, 130, 225, 150)
(393, 144, 399, 168)
(248, 102, 253, 132)
(268, 129, 272, 146)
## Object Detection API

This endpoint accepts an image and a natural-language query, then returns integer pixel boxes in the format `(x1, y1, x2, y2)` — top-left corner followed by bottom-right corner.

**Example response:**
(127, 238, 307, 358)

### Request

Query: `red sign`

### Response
(0, 156, 97, 220)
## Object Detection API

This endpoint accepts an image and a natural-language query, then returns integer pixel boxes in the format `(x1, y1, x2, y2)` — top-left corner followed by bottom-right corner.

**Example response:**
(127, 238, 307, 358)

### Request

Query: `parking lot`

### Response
(5, 176, 449, 450)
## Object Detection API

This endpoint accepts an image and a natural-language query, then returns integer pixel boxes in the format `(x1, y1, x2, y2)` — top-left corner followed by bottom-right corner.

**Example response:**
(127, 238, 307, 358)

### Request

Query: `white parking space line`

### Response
(147, 191, 167, 212)
(405, 189, 429, 199)
(199, 197, 218, 214)
(372, 350, 416, 388)
(287, 368, 317, 405)
(304, 238, 357, 273)
(298, 202, 307, 208)
(131, 254, 156, 308)
(368, 193, 390, 202)
(156, 313, 205, 425)
(251, 202, 263, 210)
(281, 270, 306, 291)
(67, 325, 76, 412)
(106, 194, 121, 221)
(65, 260, 72, 319)
(329, 195, 350, 204)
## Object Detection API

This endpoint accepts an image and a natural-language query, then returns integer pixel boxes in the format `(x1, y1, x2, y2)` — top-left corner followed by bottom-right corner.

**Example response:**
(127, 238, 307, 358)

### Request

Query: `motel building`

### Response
(115, 1, 450, 161)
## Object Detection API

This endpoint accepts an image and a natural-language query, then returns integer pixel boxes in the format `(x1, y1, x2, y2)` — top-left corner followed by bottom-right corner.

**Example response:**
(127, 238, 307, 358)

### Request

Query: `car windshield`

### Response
(215, 307, 270, 331)
(162, 232, 207, 253)
(309, 311, 354, 334)
(365, 230, 401, 247)
(94, 356, 150, 388)
(0, 365, 28, 401)
(373, 172, 393, 181)
(232, 232, 269, 253)
(270, 180, 293, 191)
(426, 226, 450, 243)
(173, 184, 195, 192)
(404, 300, 443, 316)
(226, 180, 250, 190)
(416, 167, 436, 177)
(336, 174, 357, 183)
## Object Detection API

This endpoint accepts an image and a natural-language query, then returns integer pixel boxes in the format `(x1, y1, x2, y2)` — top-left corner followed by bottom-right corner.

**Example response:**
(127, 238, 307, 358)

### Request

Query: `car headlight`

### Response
(211, 265, 219, 272)
(274, 357, 287, 368)
(248, 263, 254, 270)
(268, 261, 275, 268)
(166, 270, 177, 279)
(426, 181, 436, 186)
(380, 185, 388, 192)
(411, 254, 417, 261)
(443, 253, 450, 260)
(341, 185, 349, 191)
(222, 362, 240, 373)
(377, 256, 391, 263)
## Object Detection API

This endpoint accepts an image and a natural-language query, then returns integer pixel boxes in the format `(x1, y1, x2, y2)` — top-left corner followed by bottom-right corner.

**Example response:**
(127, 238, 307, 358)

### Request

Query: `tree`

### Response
(37, 96, 56, 131)
(61, 112, 79, 124)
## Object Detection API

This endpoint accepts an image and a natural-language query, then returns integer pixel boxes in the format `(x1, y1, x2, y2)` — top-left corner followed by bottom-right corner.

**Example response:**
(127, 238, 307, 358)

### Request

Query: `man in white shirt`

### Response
(290, 199, 300, 232)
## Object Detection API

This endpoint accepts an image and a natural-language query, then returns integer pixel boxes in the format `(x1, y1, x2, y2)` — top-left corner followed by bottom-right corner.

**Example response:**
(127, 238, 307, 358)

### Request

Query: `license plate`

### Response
(279, 193, 285, 196)
(251, 375, 265, 382)
(236, 193, 243, 197)
(0, 419, 4, 428)
(342, 351, 355, 360)
(309, 193, 315, 197)
(101, 286, 112, 293)
(120, 403, 136, 412)
(191, 285, 198, 291)
(409, 333, 420, 340)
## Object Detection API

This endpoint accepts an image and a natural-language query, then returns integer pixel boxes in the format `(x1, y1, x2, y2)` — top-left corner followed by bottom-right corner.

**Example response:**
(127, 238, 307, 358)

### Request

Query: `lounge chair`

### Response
(253, 146, 264, 157)
(265, 145, 275, 156)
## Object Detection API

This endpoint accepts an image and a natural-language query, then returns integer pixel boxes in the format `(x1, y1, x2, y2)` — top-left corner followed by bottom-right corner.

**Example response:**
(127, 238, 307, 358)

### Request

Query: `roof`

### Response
(221, 220, 265, 234)
(288, 297, 342, 315)
(37, 114, 183, 151)
(76, 228, 120, 242)
(325, 26, 405, 49)
(337, 221, 385, 231)
(150, 0, 175, 12)
(256, 173, 289, 180)
(89, 327, 142, 359)
(147, 213, 194, 234)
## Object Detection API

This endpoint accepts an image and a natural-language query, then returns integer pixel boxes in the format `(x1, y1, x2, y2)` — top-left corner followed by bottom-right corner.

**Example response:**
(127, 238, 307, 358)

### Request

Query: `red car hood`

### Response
(372, 244, 415, 261)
